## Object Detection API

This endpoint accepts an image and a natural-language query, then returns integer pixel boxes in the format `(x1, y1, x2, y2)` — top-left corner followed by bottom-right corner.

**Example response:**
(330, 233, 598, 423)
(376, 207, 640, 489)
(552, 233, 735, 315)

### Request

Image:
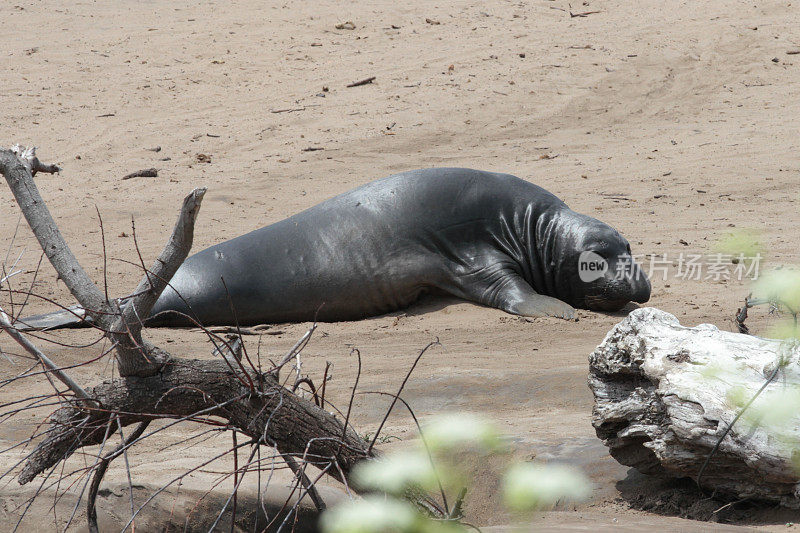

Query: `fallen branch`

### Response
(87, 421, 150, 533)
(19, 359, 372, 486)
(346, 76, 376, 88)
(121, 168, 158, 180)
(270, 107, 307, 114)
(570, 10, 601, 17)
(4, 145, 206, 376)
(109, 186, 206, 376)
(0, 304, 90, 400)
(0, 146, 433, 530)
(0, 147, 107, 320)
(569, 4, 602, 18)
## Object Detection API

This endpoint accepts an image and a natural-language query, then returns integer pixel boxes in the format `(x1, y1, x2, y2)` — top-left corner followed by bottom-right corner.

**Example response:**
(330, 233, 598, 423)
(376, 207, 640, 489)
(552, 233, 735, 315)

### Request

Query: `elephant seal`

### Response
(21, 168, 650, 329)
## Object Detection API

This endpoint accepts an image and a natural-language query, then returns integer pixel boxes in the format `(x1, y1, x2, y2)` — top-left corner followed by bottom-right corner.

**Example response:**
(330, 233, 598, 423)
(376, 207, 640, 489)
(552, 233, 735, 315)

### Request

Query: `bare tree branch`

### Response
(17, 359, 373, 486)
(0, 147, 107, 318)
(86, 421, 150, 533)
(0, 145, 209, 377)
(0, 305, 90, 400)
(109, 187, 206, 376)
(117, 188, 205, 331)
(0, 145, 424, 530)
(283, 453, 326, 512)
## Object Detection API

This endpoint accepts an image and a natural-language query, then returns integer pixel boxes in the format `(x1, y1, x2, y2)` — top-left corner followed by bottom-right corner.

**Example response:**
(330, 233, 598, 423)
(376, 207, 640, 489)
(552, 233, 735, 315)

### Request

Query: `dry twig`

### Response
(346, 76, 376, 88)
(121, 168, 158, 180)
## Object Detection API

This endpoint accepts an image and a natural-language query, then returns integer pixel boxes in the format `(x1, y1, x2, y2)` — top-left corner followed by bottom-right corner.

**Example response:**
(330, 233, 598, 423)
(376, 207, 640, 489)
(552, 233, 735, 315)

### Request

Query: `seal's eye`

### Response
(626, 243, 631, 254)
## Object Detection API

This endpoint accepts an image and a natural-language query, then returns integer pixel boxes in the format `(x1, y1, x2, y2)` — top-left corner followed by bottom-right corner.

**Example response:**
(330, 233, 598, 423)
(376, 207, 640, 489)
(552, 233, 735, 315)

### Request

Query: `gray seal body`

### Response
(145, 168, 650, 326)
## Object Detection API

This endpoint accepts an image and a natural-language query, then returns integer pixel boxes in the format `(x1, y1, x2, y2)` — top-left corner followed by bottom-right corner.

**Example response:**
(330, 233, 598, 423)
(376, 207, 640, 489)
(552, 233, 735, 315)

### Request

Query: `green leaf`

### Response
(503, 463, 591, 512)
(766, 319, 800, 341)
(319, 497, 418, 533)
(715, 229, 762, 259)
(320, 496, 467, 533)
(753, 269, 800, 314)
(352, 451, 439, 494)
(421, 413, 503, 453)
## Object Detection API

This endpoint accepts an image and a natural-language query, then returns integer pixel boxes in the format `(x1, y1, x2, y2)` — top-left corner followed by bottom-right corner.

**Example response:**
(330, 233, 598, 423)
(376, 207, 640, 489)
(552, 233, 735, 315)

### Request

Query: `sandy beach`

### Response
(2, 0, 799, 530)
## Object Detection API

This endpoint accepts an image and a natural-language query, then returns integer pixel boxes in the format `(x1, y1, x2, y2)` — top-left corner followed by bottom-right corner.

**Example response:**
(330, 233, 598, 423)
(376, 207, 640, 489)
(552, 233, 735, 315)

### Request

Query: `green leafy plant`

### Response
(320, 413, 591, 532)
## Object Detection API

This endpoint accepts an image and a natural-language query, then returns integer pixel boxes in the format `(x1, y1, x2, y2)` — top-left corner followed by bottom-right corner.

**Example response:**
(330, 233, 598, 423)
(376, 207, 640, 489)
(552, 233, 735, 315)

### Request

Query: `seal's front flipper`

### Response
(505, 293, 576, 320)
(16, 305, 91, 331)
(458, 270, 576, 320)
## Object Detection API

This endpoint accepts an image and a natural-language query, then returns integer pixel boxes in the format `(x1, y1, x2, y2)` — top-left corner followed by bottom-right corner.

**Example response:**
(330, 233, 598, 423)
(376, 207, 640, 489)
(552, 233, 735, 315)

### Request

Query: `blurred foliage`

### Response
(754, 269, 800, 319)
(321, 413, 591, 532)
(715, 229, 763, 260)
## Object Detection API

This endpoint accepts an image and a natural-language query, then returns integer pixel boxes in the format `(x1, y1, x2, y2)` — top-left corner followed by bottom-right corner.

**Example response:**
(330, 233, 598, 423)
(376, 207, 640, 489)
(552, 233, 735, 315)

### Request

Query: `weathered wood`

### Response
(0, 147, 107, 318)
(0, 146, 376, 511)
(589, 307, 800, 507)
(0, 304, 90, 400)
(0, 146, 205, 377)
(19, 359, 373, 486)
(109, 186, 206, 377)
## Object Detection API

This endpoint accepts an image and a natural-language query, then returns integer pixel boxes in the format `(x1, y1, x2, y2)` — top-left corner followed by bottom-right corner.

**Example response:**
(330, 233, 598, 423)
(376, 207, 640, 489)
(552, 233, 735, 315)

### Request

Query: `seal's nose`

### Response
(616, 256, 651, 304)
(630, 268, 651, 303)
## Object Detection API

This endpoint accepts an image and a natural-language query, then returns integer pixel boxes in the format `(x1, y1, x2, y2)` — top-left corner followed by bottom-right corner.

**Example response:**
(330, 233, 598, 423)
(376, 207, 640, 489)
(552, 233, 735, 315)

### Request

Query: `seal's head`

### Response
(547, 210, 651, 311)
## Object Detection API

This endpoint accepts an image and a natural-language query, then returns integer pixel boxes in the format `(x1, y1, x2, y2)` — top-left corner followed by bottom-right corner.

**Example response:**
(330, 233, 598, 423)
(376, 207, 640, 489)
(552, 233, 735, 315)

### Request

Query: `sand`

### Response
(1, 0, 799, 530)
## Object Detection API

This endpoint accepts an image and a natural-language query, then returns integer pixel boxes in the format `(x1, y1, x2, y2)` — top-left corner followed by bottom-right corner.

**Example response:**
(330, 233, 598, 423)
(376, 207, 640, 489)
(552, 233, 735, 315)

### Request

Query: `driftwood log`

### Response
(589, 307, 800, 507)
(0, 146, 382, 529)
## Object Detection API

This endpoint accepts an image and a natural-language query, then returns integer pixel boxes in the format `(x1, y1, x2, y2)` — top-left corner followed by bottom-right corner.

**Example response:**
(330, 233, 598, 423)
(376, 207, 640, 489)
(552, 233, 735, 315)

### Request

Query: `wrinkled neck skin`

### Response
(518, 205, 651, 311)
(492, 191, 564, 298)
(542, 209, 590, 305)
(531, 206, 575, 299)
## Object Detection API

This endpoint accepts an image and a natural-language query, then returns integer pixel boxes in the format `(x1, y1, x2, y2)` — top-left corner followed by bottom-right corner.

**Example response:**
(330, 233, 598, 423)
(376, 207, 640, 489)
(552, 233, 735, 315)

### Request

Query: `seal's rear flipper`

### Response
(16, 305, 91, 331)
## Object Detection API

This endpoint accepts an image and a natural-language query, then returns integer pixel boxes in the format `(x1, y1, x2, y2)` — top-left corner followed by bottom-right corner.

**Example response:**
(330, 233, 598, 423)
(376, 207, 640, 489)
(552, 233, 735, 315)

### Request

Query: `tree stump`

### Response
(589, 307, 800, 507)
